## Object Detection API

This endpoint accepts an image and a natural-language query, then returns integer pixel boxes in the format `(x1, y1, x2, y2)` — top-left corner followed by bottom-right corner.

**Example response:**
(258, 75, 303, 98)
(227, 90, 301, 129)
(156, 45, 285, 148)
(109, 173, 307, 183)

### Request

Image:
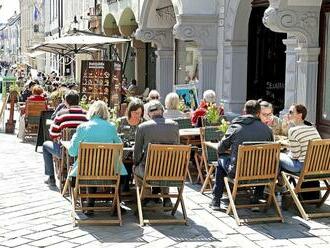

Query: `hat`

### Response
(147, 100, 164, 113)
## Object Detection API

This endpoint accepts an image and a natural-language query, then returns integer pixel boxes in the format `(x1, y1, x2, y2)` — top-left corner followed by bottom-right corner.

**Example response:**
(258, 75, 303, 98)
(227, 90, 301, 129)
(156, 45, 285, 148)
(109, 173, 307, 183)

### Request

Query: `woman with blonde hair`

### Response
(68, 100, 126, 213)
(163, 92, 185, 119)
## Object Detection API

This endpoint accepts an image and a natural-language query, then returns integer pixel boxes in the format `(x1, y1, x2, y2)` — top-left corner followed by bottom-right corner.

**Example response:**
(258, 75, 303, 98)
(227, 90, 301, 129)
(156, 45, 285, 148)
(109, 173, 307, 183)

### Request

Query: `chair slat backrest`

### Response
(25, 101, 47, 117)
(61, 128, 76, 141)
(201, 127, 224, 163)
(236, 143, 281, 181)
(77, 143, 123, 180)
(145, 144, 191, 181)
(303, 139, 330, 176)
(174, 118, 193, 129)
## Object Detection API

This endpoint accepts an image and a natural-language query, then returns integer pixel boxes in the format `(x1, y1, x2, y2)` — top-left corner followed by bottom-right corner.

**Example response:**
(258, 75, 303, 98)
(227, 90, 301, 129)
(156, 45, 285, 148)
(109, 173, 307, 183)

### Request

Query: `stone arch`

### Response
(103, 13, 120, 36)
(118, 7, 138, 37)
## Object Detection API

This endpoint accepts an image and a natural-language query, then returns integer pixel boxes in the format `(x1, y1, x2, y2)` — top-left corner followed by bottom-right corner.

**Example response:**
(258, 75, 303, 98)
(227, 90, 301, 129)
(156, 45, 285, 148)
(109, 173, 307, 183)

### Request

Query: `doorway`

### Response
(246, 4, 286, 114)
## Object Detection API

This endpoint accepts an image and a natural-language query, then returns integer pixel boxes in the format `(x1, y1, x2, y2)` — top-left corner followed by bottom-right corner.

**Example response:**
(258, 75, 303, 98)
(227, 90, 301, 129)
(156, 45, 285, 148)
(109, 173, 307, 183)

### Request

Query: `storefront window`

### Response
(322, 13, 330, 121)
(175, 40, 199, 85)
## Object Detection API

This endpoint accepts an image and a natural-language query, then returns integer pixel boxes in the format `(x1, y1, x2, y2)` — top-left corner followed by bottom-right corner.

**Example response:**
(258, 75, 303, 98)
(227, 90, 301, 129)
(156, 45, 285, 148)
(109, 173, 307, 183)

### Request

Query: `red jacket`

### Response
(191, 101, 224, 126)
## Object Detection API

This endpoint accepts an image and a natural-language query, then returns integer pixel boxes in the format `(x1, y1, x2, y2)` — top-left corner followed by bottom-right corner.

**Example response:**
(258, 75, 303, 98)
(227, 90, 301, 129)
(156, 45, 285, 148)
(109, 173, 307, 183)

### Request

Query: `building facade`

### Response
(101, 0, 330, 137)
(0, 12, 21, 65)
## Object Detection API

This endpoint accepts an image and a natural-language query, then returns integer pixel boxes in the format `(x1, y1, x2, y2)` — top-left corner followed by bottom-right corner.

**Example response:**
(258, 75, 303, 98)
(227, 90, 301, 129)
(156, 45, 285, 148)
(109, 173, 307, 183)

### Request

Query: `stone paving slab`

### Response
(0, 132, 330, 247)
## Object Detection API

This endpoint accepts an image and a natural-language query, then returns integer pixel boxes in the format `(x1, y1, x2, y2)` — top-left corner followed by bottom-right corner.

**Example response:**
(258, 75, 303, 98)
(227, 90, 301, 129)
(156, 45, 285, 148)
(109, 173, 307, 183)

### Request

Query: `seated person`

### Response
(43, 91, 88, 186)
(163, 92, 186, 119)
(143, 90, 160, 120)
(279, 104, 321, 174)
(210, 100, 273, 210)
(127, 79, 138, 96)
(117, 98, 145, 191)
(259, 100, 287, 136)
(134, 100, 180, 207)
(191, 89, 224, 127)
(68, 100, 126, 210)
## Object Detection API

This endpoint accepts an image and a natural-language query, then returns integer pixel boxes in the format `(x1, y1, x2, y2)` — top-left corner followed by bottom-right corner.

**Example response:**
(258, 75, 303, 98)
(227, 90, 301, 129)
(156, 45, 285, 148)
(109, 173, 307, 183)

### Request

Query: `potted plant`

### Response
(204, 103, 223, 126)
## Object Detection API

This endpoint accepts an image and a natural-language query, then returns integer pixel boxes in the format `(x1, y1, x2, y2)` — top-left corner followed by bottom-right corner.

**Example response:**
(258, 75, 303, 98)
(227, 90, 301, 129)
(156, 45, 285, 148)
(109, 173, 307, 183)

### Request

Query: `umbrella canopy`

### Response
(30, 31, 130, 56)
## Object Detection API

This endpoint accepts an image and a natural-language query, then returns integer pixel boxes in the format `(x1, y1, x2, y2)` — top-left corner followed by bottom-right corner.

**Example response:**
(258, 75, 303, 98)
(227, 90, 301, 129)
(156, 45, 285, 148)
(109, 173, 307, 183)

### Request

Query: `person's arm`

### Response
(288, 130, 301, 159)
(68, 125, 85, 157)
(218, 125, 235, 154)
(110, 124, 122, 144)
(133, 126, 144, 164)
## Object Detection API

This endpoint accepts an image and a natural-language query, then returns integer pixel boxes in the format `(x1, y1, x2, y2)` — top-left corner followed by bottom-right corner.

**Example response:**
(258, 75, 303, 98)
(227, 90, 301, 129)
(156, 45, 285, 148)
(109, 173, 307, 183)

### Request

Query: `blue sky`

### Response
(0, 0, 20, 23)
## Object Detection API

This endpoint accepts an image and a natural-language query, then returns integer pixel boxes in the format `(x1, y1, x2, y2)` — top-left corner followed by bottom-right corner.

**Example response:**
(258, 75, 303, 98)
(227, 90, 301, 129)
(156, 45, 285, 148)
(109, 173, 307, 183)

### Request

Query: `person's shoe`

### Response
(209, 197, 221, 211)
(44, 176, 56, 186)
(163, 198, 173, 208)
(143, 199, 156, 207)
(154, 198, 163, 205)
(83, 210, 94, 216)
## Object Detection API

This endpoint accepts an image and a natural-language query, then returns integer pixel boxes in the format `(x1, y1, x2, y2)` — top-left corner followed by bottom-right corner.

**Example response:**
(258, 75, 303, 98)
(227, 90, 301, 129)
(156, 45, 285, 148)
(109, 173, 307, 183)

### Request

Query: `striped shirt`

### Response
(49, 106, 88, 140)
(288, 125, 321, 162)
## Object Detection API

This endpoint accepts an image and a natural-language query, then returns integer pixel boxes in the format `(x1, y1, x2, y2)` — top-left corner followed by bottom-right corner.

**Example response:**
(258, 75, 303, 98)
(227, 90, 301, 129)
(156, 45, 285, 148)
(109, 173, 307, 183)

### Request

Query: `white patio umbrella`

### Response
(30, 31, 130, 56)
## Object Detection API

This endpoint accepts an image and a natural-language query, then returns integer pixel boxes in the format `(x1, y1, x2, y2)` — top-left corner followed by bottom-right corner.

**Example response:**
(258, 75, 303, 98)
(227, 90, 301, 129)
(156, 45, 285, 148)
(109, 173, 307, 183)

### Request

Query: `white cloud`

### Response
(0, 0, 20, 23)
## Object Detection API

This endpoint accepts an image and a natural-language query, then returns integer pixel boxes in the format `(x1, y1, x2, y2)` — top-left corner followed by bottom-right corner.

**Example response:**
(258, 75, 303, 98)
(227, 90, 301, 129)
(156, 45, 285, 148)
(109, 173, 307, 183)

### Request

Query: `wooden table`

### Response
(179, 128, 200, 137)
(204, 141, 218, 151)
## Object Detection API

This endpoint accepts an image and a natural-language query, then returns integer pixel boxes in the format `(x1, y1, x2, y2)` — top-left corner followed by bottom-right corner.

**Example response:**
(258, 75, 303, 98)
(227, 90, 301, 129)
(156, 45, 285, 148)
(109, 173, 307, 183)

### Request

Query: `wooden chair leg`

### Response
(317, 180, 330, 207)
(271, 190, 284, 222)
(172, 186, 183, 216)
(200, 166, 214, 193)
(115, 186, 122, 226)
(282, 171, 309, 220)
(135, 176, 144, 226)
(187, 168, 193, 184)
(194, 153, 204, 184)
(224, 177, 240, 225)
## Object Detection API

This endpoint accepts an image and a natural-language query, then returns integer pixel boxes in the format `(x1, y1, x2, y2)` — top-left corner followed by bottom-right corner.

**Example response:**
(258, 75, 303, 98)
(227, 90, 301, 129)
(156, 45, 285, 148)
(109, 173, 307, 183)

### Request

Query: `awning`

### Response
(30, 30, 130, 56)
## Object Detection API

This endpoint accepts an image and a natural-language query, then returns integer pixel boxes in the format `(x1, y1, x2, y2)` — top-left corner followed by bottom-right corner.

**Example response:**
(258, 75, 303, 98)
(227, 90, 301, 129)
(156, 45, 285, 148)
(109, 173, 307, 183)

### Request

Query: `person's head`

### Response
(64, 90, 80, 107)
(131, 79, 137, 85)
(259, 100, 274, 124)
(147, 90, 160, 101)
(243, 100, 261, 117)
(165, 92, 180, 110)
(127, 98, 144, 120)
(32, 85, 44, 96)
(122, 77, 127, 83)
(147, 100, 164, 119)
(203, 90, 216, 104)
(87, 100, 109, 120)
(288, 104, 307, 124)
(28, 80, 37, 90)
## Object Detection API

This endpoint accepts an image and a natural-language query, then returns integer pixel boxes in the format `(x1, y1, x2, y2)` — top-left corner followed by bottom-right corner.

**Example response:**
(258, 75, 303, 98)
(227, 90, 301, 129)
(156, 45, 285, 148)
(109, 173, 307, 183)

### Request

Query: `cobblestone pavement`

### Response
(0, 132, 330, 248)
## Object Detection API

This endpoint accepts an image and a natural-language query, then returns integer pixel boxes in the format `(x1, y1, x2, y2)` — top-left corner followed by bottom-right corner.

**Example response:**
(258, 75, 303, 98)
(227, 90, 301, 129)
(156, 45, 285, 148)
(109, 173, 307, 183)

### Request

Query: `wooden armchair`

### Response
(24, 100, 47, 139)
(55, 128, 76, 192)
(281, 139, 330, 220)
(200, 127, 224, 193)
(174, 118, 193, 129)
(134, 144, 191, 225)
(71, 143, 124, 225)
(224, 143, 283, 225)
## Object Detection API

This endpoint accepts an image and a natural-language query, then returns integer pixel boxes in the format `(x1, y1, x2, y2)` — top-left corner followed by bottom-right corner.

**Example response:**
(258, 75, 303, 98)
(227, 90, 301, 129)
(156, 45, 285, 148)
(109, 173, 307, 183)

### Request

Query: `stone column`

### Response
(155, 49, 174, 101)
(135, 28, 174, 102)
(173, 15, 218, 95)
(132, 39, 146, 93)
(295, 47, 320, 123)
(263, 0, 322, 123)
(281, 38, 298, 116)
(222, 41, 248, 113)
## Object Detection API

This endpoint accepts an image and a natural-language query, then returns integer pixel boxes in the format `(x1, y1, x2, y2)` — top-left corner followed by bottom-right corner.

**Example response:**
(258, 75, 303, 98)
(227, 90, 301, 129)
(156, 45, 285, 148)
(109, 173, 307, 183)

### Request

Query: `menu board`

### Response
(80, 60, 122, 108)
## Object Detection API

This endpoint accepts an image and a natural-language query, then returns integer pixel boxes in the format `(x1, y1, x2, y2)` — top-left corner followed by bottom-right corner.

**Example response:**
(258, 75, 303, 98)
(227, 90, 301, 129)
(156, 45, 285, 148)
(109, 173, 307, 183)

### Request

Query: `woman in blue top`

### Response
(68, 100, 126, 212)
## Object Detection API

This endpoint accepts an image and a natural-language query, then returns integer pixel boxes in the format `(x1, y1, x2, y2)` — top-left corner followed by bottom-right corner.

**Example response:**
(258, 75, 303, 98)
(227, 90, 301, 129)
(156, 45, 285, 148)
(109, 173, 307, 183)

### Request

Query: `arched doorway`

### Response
(246, 1, 286, 114)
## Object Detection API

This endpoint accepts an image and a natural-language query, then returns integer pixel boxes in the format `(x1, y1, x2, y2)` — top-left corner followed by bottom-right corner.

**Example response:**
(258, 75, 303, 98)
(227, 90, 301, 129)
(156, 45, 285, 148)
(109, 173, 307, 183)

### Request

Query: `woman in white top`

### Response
(279, 104, 321, 173)
(163, 92, 186, 119)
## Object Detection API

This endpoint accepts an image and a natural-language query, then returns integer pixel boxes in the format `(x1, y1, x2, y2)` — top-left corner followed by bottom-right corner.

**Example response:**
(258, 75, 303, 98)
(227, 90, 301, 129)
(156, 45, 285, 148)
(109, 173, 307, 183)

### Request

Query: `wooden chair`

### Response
(200, 127, 224, 193)
(281, 139, 330, 220)
(71, 143, 124, 225)
(24, 100, 47, 140)
(55, 128, 76, 192)
(134, 144, 191, 226)
(174, 118, 193, 129)
(224, 143, 283, 225)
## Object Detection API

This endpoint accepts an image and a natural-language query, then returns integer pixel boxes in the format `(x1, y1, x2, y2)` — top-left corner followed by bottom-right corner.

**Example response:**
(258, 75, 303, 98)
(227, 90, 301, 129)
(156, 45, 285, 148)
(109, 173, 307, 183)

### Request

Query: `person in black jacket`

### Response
(210, 100, 274, 210)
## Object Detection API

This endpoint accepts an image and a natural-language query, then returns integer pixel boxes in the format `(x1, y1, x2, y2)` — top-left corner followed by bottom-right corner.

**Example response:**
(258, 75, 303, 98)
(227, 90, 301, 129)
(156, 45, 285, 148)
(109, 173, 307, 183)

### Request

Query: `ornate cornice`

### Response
(173, 15, 218, 49)
(134, 28, 173, 49)
(263, 3, 320, 47)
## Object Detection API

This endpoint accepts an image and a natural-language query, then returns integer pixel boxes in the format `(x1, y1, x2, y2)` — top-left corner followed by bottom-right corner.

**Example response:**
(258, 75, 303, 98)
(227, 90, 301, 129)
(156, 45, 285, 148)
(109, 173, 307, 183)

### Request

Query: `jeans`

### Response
(212, 154, 264, 200)
(279, 153, 303, 173)
(213, 154, 231, 199)
(43, 141, 61, 176)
